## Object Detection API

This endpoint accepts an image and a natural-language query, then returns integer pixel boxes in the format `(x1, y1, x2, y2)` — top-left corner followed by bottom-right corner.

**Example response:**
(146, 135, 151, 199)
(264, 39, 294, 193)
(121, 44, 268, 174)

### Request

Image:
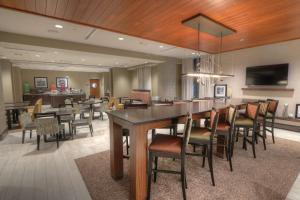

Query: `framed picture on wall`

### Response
(34, 77, 48, 88)
(56, 77, 68, 88)
(214, 84, 227, 98)
(295, 104, 300, 119)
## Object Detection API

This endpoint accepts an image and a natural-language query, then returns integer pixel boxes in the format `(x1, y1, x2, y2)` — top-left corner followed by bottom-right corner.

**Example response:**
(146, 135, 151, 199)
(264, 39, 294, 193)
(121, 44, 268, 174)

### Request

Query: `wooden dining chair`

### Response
(187, 109, 219, 186)
(216, 105, 237, 171)
(256, 101, 270, 150)
(234, 103, 260, 158)
(266, 99, 279, 143)
(147, 114, 192, 200)
(122, 103, 148, 159)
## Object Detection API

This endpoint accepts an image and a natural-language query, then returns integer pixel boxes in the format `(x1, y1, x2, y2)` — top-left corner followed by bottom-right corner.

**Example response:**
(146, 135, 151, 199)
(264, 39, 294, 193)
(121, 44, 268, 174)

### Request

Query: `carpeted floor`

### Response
(75, 138, 300, 200)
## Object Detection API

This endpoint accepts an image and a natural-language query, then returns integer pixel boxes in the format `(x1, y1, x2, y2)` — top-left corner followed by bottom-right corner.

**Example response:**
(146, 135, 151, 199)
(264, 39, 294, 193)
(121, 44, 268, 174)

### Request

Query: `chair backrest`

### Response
(267, 99, 279, 115)
(34, 112, 57, 119)
(245, 103, 260, 121)
(227, 105, 237, 125)
(64, 98, 72, 105)
(182, 114, 193, 149)
(210, 108, 219, 139)
(100, 102, 108, 112)
(19, 112, 32, 128)
(35, 98, 43, 112)
(35, 117, 59, 136)
(259, 101, 270, 117)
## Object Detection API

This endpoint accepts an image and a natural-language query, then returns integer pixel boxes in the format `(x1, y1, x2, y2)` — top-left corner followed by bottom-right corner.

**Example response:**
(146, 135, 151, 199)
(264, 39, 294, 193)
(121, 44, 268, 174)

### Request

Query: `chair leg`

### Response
(262, 121, 267, 150)
(193, 144, 196, 152)
(181, 157, 187, 200)
(202, 146, 206, 168)
(30, 130, 32, 138)
(207, 145, 215, 186)
(154, 156, 158, 183)
(251, 131, 256, 158)
(271, 119, 275, 144)
(56, 134, 59, 148)
(89, 125, 93, 137)
(147, 153, 153, 200)
(236, 127, 239, 142)
(22, 130, 26, 144)
(71, 126, 74, 139)
(125, 135, 129, 156)
(227, 138, 233, 171)
(37, 135, 40, 150)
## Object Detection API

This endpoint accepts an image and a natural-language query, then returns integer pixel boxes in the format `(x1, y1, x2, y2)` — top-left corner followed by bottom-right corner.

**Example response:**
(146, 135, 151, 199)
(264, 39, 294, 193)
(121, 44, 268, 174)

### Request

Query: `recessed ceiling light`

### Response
(35, 54, 40, 57)
(115, 62, 119, 64)
(240, 38, 245, 42)
(159, 45, 164, 48)
(55, 24, 63, 29)
(98, 64, 102, 66)
(1, 56, 7, 59)
(51, 60, 55, 62)
(118, 37, 124, 41)
(192, 52, 196, 55)
(53, 51, 58, 54)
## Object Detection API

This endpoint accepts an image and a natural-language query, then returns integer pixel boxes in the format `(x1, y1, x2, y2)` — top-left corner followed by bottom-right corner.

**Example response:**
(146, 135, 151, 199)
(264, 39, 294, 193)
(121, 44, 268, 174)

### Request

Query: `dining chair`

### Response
(71, 111, 93, 138)
(187, 108, 219, 186)
(58, 105, 75, 135)
(152, 102, 176, 136)
(147, 114, 192, 200)
(255, 101, 270, 150)
(266, 99, 279, 143)
(234, 103, 260, 158)
(35, 117, 60, 150)
(19, 111, 36, 144)
(216, 105, 237, 171)
(122, 103, 148, 158)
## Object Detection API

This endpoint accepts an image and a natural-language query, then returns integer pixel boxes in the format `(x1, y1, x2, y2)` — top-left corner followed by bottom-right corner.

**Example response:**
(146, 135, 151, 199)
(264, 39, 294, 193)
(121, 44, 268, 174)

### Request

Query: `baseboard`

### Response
(0, 128, 8, 141)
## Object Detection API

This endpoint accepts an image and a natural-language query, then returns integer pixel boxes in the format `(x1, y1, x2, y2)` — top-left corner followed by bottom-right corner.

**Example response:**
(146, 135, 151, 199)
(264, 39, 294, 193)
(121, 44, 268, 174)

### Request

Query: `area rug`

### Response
(75, 138, 300, 200)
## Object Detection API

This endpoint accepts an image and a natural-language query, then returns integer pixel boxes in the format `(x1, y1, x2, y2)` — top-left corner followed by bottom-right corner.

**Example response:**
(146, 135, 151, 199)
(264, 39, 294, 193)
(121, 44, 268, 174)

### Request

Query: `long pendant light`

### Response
(182, 14, 235, 78)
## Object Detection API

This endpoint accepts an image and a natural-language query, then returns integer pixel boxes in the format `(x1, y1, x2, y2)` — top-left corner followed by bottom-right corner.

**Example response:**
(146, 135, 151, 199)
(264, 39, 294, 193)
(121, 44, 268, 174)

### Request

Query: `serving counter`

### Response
(23, 93, 86, 107)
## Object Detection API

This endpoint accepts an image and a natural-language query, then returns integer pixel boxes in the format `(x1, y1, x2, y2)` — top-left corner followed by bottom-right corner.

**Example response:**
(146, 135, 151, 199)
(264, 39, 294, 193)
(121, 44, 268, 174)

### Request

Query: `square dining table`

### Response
(106, 98, 257, 200)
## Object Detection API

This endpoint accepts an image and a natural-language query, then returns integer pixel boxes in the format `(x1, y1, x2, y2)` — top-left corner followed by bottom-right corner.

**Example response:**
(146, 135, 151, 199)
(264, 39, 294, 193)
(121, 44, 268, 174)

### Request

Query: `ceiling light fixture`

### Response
(53, 51, 58, 54)
(118, 37, 124, 41)
(182, 14, 235, 78)
(55, 24, 63, 29)
(159, 45, 164, 48)
(1, 56, 7, 59)
(35, 54, 40, 57)
(81, 58, 85, 62)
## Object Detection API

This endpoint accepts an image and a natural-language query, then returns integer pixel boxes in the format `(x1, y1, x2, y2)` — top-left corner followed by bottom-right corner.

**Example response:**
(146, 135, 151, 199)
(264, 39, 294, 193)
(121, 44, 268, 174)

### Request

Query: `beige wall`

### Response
(219, 39, 300, 116)
(151, 60, 181, 100)
(21, 69, 104, 97)
(111, 68, 132, 97)
(12, 66, 23, 102)
(0, 60, 7, 135)
(1, 60, 14, 103)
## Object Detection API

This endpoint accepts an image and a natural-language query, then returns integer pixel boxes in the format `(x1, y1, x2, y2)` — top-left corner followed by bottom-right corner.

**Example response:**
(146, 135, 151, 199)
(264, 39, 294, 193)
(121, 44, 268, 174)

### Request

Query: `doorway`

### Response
(90, 79, 100, 98)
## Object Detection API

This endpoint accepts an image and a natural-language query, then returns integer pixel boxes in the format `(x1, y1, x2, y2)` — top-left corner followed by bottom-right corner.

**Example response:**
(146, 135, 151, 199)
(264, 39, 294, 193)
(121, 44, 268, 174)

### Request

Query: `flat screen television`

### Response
(246, 63, 289, 86)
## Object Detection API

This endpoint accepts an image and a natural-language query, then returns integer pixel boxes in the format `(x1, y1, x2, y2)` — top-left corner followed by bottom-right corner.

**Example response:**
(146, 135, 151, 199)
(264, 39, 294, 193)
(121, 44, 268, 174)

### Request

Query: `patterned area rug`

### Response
(75, 138, 300, 200)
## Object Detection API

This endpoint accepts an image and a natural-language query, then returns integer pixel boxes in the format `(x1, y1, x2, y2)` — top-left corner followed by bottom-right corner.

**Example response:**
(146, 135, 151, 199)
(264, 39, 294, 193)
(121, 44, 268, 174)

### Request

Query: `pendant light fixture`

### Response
(182, 14, 235, 78)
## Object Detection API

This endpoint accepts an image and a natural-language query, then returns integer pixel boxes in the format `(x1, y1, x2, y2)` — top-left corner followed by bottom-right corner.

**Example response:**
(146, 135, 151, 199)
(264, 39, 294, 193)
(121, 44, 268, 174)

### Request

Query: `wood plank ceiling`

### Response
(0, 0, 300, 53)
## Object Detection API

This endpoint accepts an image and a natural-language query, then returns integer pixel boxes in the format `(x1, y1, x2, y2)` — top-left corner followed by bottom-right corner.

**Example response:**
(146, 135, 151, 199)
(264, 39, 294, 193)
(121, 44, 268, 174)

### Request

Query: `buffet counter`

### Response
(23, 92, 86, 107)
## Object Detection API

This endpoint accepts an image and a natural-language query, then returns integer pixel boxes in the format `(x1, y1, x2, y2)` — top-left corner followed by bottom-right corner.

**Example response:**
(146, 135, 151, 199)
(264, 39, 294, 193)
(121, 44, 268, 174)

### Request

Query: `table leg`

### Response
(130, 125, 148, 200)
(109, 118, 124, 179)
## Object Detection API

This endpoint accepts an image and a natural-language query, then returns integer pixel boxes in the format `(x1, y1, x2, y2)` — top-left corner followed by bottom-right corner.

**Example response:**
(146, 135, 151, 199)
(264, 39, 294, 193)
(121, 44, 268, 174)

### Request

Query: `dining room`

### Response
(1, 1, 300, 200)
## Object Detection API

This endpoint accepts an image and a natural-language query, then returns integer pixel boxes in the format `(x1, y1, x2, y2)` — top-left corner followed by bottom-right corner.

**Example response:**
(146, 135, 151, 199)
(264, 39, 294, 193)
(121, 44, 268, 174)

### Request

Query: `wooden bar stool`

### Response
(147, 114, 192, 200)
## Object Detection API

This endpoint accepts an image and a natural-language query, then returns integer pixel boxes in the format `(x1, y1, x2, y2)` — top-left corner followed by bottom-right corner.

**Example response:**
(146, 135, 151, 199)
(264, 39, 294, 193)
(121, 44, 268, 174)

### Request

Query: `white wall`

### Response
(220, 39, 300, 116)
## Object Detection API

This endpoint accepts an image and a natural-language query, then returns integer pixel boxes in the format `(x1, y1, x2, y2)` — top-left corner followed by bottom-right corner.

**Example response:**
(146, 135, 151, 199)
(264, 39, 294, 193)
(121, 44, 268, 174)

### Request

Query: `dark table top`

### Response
(106, 98, 258, 125)
(5, 102, 30, 110)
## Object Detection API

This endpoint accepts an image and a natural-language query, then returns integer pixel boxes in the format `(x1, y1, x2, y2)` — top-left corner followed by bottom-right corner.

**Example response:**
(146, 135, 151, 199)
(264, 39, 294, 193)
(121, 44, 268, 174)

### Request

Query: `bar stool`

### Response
(256, 101, 270, 150)
(147, 114, 192, 200)
(216, 105, 237, 171)
(234, 103, 260, 158)
(187, 108, 219, 186)
(266, 99, 279, 144)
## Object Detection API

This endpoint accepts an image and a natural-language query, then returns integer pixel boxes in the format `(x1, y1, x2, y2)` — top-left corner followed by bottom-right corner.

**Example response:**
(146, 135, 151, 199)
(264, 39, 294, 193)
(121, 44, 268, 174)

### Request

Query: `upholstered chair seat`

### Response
(149, 134, 182, 154)
(235, 118, 254, 127)
(189, 127, 211, 142)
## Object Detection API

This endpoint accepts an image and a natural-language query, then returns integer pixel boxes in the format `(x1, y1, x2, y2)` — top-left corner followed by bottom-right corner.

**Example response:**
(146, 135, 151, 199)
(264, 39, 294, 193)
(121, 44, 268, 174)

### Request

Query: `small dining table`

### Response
(106, 98, 257, 200)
